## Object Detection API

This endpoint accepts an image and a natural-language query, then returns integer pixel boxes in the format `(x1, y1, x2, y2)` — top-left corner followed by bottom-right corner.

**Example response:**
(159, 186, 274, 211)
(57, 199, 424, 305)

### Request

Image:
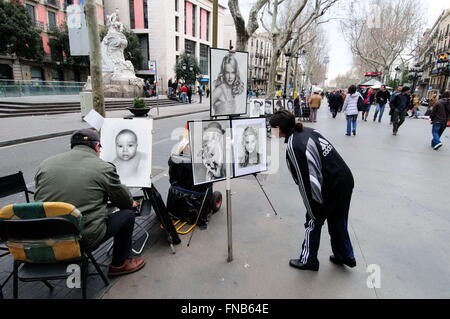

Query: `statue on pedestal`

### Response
(83, 9, 144, 98)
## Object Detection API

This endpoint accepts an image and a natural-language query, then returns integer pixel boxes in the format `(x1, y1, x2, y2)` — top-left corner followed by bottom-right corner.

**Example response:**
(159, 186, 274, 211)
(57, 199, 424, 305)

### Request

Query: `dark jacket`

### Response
(329, 93, 342, 110)
(430, 98, 450, 124)
(34, 145, 133, 251)
(391, 93, 410, 111)
(376, 90, 391, 105)
(286, 128, 354, 220)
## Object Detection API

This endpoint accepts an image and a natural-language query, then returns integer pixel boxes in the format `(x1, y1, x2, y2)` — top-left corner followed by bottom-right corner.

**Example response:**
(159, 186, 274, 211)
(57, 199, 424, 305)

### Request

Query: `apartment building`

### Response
(248, 33, 272, 93)
(104, 0, 227, 94)
(416, 9, 450, 97)
(0, 0, 104, 82)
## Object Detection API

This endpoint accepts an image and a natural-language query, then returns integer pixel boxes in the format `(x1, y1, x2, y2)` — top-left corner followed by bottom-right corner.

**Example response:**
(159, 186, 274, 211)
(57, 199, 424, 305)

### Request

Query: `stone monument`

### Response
(83, 10, 144, 98)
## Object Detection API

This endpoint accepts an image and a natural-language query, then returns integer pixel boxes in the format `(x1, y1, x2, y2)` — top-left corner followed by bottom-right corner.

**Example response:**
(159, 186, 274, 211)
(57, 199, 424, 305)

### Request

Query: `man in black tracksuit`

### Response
(391, 86, 411, 135)
(270, 110, 356, 271)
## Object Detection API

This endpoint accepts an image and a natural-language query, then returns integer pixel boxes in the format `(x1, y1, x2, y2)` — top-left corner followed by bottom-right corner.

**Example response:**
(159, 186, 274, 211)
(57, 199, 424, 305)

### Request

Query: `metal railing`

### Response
(0, 80, 86, 97)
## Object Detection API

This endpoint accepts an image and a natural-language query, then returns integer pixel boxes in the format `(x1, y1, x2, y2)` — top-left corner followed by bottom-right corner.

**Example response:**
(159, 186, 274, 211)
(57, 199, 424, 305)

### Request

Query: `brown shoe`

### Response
(108, 258, 145, 277)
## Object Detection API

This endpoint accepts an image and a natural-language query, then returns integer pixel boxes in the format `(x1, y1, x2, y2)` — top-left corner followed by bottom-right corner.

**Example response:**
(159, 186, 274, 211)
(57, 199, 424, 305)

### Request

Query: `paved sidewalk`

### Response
(102, 104, 450, 299)
(0, 100, 208, 147)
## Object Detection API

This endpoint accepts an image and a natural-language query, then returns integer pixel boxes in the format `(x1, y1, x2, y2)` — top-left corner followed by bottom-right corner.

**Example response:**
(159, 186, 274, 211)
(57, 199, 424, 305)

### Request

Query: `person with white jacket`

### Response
(342, 85, 361, 136)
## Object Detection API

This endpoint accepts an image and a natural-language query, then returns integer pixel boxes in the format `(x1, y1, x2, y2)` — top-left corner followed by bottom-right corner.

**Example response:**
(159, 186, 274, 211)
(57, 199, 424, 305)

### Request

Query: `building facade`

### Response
(416, 9, 450, 98)
(104, 0, 227, 94)
(0, 0, 105, 82)
(248, 33, 272, 93)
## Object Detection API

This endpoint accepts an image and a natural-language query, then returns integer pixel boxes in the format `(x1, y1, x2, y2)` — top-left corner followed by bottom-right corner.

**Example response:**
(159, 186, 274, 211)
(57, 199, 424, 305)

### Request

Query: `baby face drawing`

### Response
(116, 131, 138, 161)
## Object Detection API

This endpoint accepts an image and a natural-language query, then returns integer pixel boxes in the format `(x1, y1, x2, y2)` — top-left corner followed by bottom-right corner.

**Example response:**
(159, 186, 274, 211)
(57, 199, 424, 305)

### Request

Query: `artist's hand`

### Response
(132, 200, 140, 208)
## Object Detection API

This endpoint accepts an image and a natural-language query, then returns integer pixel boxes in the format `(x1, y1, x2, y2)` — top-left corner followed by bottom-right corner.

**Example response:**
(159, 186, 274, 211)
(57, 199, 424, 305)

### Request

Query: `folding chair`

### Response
(0, 171, 34, 203)
(0, 171, 34, 299)
(0, 202, 109, 299)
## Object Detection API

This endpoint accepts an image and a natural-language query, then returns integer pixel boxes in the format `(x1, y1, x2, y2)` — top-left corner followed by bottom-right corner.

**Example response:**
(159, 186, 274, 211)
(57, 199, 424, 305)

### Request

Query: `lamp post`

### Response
(394, 66, 400, 88)
(409, 64, 423, 95)
(301, 72, 306, 93)
(283, 49, 292, 99)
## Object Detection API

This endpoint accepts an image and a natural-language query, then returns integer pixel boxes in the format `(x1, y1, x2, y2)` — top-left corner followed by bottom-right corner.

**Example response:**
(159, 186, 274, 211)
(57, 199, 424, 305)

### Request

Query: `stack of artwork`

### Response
(188, 118, 268, 185)
(186, 48, 275, 186)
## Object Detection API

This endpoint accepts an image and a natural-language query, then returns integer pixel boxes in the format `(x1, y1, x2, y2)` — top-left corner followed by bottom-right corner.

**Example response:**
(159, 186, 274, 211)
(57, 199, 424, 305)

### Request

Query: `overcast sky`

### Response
(219, 0, 449, 81)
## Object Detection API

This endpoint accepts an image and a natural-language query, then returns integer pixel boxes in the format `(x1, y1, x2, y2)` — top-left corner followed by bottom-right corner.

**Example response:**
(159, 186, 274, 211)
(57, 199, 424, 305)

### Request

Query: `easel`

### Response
(106, 116, 180, 255)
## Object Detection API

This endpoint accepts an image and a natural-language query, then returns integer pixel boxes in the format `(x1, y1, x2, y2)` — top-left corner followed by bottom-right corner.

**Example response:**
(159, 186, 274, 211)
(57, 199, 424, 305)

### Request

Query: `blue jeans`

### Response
(181, 92, 187, 103)
(431, 122, 446, 147)
(373, 104, 386, 121)
(346, 115, 358, 135)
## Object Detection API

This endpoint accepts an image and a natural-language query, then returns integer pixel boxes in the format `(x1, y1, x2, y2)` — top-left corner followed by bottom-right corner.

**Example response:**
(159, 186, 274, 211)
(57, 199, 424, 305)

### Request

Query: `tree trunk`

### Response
(236, 33, 249, 51)
(267, 49, 281, 98)
(85, 0, 105, 117)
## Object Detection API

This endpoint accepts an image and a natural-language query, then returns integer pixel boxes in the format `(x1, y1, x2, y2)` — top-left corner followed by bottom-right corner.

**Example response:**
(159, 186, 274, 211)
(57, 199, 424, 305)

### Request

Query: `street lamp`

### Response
(283, 49, 292, 99)
(394, 66, 400, 88)
(301, 72, 306, 93)
(409, 64, 423, 95)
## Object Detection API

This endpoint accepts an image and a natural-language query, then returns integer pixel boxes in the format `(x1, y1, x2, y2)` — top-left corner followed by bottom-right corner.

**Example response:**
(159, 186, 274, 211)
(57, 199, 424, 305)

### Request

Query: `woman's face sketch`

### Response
(244, 132, 257, 154)
(116, 131, 138, 161)
(224, 63, 236, 87)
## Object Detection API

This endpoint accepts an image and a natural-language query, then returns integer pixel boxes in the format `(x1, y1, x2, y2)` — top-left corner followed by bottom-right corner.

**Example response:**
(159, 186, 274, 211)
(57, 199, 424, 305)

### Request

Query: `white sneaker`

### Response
(434, 143, 443, 150)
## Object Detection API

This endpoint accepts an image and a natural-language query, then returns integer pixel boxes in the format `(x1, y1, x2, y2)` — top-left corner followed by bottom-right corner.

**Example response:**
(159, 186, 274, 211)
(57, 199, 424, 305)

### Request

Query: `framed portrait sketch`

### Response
(274, 98, 285, 112)
(286, 99, 294, 113)
(100, 118, 153, 188)
(232, 118, 268, 177)
(210, 48, 248, 117)
(189, 119, 232, 186)
(264, 99, 274, 116)
(247, 99, 265, 117)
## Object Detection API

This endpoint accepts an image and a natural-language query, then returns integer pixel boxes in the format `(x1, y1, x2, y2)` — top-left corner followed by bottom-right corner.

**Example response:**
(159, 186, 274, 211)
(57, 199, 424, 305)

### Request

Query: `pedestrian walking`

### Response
(411, 94, 420, 118)
(328, 91, 341, 119)
(294, 95, 301, 118)
(342, 85, 361, 136)
(309, 91, 322, 122)
(389, 86, 402, 125)
(430, 91, 450, 150)
(339, 90, 346, 112)
(391, 86, 411, 136)
(181, 84, 188, 103)
(168, 78, 173, 97)
(197, 85, 203, 103)
(187, 86, 193, 104)
(362, 88, 375, 121)
(269, 110, 356, 272)
(373, 85, 391, 122)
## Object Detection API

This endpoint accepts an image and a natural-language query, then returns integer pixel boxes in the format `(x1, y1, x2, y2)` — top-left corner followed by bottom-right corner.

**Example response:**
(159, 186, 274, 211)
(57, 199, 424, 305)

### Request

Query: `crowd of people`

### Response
(167, 78, 209, 104)
(319, 86, 450, 150)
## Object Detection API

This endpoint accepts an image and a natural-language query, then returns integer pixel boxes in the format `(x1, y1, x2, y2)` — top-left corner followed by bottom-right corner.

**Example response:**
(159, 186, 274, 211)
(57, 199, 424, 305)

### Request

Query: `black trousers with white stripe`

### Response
(299, 189, 355, 264)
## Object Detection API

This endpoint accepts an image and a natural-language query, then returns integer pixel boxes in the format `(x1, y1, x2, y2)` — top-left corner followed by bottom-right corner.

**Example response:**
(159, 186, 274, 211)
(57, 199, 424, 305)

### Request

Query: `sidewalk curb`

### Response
(0, 108, 208, 148)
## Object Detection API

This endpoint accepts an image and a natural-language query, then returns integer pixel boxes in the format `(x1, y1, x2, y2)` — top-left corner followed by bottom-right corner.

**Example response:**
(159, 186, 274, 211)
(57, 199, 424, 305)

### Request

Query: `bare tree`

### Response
(228, 0, 270, 51)
(341, 0, 426, 82)
(261, 0, 339, 96)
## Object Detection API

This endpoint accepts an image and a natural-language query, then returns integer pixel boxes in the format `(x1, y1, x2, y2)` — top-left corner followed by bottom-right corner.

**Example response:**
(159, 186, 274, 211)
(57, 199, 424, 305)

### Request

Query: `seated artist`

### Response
(34, 129, 145, 277)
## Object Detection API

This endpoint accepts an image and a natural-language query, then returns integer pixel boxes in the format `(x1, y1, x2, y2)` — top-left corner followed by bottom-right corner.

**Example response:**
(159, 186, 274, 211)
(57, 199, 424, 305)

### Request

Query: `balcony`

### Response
(35, 22, 47, 32)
